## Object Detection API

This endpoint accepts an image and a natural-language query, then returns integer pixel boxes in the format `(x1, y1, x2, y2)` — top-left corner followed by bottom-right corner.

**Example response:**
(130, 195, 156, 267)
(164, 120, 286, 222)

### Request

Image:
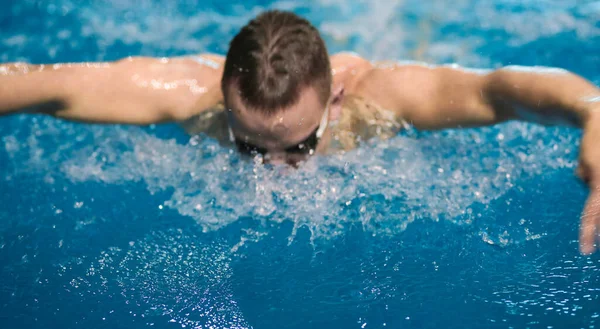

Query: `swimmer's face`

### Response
(225, 85, 329, 166)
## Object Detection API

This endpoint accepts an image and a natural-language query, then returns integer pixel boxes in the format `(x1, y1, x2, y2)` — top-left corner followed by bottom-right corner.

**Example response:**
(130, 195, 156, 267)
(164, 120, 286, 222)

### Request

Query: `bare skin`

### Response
(1, 53, 600, 254)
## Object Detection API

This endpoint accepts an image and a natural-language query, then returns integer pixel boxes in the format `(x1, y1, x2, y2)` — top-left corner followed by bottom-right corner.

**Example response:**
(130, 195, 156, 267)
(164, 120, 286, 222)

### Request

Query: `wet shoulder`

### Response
(329, 95, 408, 151)
(180, 105, 230, 144)
(330, 52, 374, 92)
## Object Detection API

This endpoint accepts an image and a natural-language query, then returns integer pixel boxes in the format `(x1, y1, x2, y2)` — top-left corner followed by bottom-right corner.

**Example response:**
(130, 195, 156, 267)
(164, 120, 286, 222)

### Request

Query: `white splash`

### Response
(444, 63, 492, 75)
(0, 0, 592, 245)
(51, 62, 111, 70)
(583, 96, 600, 103)
(502, 65, 569, 75)
(1, 115, 579, 241)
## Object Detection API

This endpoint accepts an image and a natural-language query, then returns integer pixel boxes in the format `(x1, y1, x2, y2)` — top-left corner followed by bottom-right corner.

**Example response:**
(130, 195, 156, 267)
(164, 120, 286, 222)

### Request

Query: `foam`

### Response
(1, 115, 579, 246)
(0, 0, 594, 248)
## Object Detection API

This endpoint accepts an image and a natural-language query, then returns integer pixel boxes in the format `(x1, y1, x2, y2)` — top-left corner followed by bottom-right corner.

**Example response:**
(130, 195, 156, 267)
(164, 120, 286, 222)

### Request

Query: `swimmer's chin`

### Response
(250, 155, 310, 169)
(261, 158, 303, 169)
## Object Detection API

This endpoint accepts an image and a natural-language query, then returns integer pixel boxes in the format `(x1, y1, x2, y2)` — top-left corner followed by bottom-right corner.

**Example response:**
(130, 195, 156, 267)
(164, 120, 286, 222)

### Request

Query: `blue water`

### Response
(1, 1, 600, 328)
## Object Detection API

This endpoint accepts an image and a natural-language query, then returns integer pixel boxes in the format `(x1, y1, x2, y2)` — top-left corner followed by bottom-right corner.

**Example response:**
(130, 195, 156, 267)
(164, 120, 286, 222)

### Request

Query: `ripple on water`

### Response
(56, 229, 249, 328)
(489, 253, 600, 325)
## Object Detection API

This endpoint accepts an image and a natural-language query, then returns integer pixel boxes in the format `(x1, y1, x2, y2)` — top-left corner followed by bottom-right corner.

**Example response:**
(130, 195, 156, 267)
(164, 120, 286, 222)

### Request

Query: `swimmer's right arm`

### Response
(0, 55, 224, 124)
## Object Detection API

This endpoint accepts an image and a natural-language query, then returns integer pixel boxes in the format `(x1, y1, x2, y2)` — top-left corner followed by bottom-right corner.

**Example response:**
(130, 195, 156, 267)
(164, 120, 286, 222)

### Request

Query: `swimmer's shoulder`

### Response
(330, 53, 433, 99)
(161, 54, 225, 121)
(186, 54, 225, 69)
(180, 104, 230, 142)
(330, 52, 375, 95)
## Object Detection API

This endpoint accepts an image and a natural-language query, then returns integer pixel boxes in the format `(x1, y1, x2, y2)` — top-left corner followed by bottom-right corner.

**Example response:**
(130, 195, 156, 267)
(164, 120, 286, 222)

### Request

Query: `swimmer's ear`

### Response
(330, 85, 345, 121)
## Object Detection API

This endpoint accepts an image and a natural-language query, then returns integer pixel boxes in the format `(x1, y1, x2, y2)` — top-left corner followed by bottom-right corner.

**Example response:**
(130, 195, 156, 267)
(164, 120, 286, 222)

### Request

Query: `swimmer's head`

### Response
(221, 10, 343, 165)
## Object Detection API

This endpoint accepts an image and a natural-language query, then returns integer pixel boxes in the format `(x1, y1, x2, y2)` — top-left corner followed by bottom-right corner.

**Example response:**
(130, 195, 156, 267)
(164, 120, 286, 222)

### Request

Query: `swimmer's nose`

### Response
(264, 152, 286, 165)
(263, 152, 303, 167)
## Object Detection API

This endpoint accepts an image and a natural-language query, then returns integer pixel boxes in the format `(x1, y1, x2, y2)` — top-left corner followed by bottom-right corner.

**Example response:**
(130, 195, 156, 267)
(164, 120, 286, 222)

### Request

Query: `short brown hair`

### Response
(222, 10, 331, 114)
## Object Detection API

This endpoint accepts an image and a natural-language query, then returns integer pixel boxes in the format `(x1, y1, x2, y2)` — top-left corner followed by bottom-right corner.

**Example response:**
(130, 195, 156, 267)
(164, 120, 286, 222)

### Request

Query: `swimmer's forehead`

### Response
(225, 86, 325, 149)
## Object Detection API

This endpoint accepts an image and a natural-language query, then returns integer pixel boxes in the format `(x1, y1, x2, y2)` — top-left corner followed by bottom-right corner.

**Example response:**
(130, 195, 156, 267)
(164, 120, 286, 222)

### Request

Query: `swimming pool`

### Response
(1, 0, 600, 328)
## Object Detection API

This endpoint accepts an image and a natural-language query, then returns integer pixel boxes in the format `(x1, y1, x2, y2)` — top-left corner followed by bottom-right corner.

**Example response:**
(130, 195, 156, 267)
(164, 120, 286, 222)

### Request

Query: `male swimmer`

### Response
(1, 11, 600, 254)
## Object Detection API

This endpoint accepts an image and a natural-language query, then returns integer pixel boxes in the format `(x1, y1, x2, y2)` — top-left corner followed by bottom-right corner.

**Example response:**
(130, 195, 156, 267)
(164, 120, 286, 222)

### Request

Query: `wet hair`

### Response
(222, 10, 332, 115)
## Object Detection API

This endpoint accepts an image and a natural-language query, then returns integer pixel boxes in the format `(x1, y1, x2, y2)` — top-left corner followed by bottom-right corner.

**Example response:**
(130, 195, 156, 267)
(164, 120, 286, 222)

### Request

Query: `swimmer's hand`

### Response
(578, 112, 600, 254)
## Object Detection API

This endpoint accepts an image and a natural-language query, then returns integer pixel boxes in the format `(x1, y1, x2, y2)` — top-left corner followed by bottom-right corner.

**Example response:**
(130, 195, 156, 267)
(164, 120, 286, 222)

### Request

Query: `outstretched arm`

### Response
(0, 54, 224, 124)
(354, 62, 600, 254)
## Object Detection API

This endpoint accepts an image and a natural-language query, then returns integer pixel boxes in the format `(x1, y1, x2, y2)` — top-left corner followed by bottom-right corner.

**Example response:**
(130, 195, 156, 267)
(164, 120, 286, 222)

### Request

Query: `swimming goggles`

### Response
(228, 105, 329, 156)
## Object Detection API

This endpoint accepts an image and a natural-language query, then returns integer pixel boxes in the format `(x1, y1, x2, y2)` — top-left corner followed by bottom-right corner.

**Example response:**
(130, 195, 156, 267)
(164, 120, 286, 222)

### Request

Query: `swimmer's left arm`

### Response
(481, 67, 598, 126)
(462, 67, 600, 255)
(355, 63, 599, 129)
(355, 62, 600, 254)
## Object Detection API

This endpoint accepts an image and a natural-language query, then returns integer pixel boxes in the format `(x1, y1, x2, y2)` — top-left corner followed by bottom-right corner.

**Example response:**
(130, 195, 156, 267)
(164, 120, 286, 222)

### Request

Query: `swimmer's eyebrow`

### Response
(230, 128, 269, 149)
(284, 125, 320, 151)
(281, 124, 320, 149)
